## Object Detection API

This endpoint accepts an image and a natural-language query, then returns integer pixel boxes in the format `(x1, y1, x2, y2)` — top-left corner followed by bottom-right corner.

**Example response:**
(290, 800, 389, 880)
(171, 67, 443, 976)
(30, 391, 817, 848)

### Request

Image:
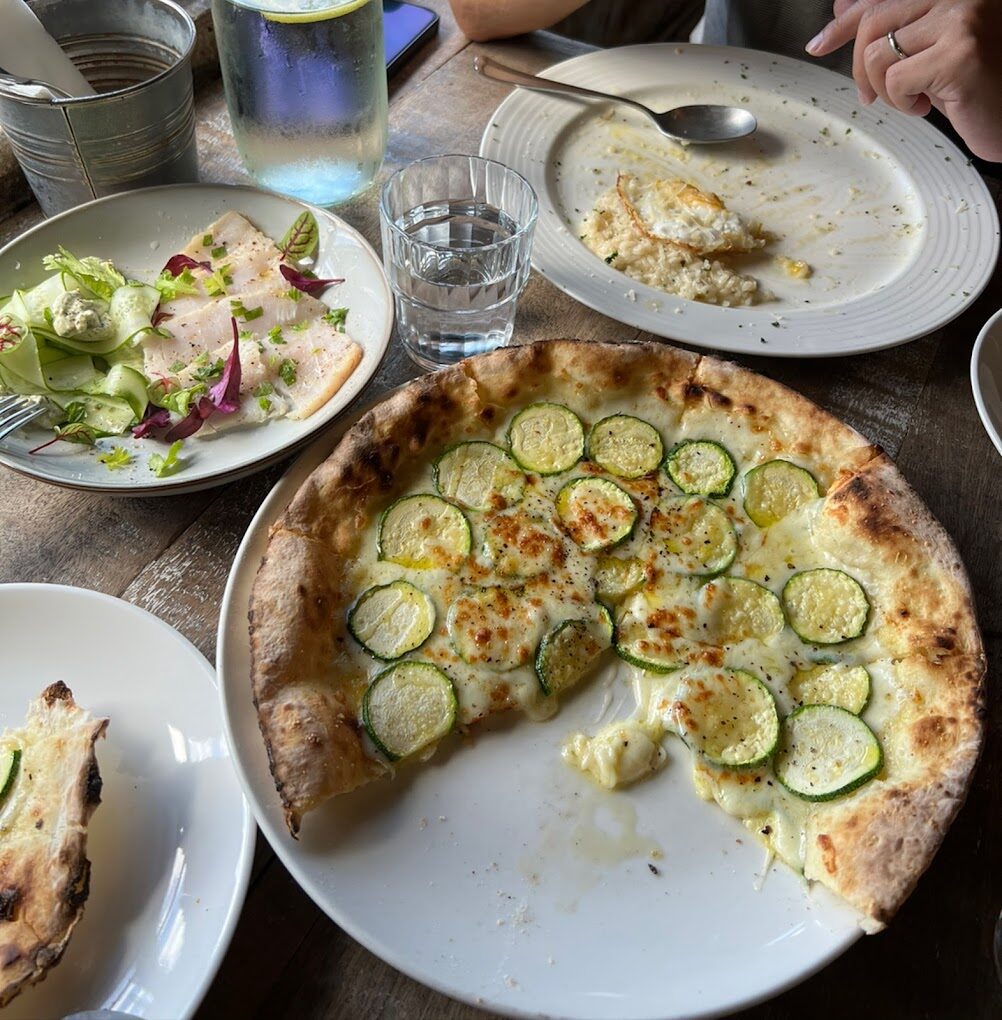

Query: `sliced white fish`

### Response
(158, 212, 301, 322)
(143, 286, 326, 378)
(265, 319, 362, 420)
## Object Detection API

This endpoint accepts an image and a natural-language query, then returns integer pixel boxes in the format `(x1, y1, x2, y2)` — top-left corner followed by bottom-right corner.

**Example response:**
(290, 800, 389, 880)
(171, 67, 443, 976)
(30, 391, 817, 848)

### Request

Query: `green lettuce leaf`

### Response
(149, 440, 184, 477)
(41, 247, 126, 300)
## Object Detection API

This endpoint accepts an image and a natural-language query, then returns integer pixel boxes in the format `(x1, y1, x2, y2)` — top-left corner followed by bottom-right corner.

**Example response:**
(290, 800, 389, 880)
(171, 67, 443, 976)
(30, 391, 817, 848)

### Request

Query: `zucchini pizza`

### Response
(249, 339, 984, 932)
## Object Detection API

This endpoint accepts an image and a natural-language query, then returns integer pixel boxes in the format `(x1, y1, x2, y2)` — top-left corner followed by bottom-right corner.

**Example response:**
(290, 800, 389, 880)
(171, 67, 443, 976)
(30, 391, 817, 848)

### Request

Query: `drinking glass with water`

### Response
(211, 0, 388, 206)
(380, 155, 538, 370)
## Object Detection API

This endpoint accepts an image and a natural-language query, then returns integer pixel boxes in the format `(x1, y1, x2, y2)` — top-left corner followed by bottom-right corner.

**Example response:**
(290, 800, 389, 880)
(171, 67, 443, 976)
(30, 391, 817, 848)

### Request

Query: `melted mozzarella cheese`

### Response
(346, 393, 898, 888)
(563, 721, 666, 789)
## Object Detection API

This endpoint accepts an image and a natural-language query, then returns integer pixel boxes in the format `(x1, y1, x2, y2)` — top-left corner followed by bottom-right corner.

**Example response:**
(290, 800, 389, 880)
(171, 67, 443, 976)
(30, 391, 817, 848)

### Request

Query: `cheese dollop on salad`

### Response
(0, 211, 362, 474)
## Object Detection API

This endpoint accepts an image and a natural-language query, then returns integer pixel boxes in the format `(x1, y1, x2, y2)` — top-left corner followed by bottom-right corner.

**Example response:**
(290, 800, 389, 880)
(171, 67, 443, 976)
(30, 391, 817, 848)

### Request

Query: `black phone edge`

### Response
(386, 4, 440, 78)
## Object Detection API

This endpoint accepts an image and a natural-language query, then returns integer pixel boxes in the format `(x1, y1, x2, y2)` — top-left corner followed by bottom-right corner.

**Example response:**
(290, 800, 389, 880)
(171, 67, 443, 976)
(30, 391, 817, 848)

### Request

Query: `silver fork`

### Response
(0, 395, 47, 442)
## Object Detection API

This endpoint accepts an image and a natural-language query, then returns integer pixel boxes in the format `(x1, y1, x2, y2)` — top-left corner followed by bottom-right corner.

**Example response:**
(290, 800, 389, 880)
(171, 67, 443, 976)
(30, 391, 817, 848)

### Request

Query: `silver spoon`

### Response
(0, 66, 72, 101)
(474, 55, 756, 144)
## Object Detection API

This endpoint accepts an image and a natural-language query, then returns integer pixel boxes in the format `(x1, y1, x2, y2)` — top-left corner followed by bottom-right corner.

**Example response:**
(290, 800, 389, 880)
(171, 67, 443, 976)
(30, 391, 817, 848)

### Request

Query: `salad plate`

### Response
(480, 44, 999, 358)
(0, 583, 255, 1019)
(217, 408, 863, 1020)
(0, 183, 393, 495)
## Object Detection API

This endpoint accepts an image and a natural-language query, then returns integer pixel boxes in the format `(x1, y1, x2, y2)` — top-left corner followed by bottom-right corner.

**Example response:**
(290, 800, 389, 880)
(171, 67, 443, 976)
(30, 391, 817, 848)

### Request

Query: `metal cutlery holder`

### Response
(0, 0, 198, 216)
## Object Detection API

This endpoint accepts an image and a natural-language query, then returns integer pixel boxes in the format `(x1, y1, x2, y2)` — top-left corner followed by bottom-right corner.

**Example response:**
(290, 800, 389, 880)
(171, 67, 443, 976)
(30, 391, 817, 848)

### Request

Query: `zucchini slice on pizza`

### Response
(0, 683, 108, 1007)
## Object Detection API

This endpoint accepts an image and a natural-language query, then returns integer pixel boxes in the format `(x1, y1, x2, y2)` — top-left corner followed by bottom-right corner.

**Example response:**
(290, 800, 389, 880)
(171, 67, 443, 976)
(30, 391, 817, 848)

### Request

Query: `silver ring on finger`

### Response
(886, 30, 909, 60)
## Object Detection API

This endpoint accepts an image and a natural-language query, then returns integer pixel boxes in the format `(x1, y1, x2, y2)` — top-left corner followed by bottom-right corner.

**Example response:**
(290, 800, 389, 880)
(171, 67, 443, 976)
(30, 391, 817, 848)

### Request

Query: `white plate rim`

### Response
(0, 182, 393, 496)
(216, 401, 864, 1020)
(479, 43, 1000, 359)
(970, 306, 1002, 458)
(0, 582, 257, 1019)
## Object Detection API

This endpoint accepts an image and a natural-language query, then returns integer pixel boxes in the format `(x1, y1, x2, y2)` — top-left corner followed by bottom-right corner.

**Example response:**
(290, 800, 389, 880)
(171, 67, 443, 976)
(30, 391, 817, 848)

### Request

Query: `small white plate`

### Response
(972, 307, 1002, 458)
(0, 584, 255, 1019)
(218, 409, 863, 1020)
(0, 183, 393, 495)
(480, 44, 999, 358)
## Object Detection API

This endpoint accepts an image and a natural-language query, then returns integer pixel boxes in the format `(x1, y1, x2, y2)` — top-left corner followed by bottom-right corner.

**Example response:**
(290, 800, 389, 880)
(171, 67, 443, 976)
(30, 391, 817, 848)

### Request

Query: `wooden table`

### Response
(1, 6, 1000, 1017)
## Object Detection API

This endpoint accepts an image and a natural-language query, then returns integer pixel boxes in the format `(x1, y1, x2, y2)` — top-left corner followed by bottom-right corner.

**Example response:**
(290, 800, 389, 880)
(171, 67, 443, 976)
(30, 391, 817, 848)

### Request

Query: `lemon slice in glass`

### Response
(261, 0, 370, 24)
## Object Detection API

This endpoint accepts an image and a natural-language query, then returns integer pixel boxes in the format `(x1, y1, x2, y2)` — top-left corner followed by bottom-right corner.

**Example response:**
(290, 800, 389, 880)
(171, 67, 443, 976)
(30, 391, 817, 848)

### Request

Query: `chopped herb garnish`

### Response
(279, 358, 298, 387)
(211, 245, 227, 259)
(191, 357, 225, 383)
(322, 307, 349, 331)
(230, 298, 263, 321)
(149, 440, 184, 478)
(98, 446, 132, 470)
(290, 321, 310, 333)
(283, 288, 302, 303)
(202, 234, 213, 247)
(605, 251, 618, 264)
(204, 265, 234, 297)
(158, 382, 207, 416)
(169, 360, 186, 373)
(155, 266, 201, 301)
(267, 325, 286, 345)
(238, 329, 254, 340)
(255, 383, 274, 412)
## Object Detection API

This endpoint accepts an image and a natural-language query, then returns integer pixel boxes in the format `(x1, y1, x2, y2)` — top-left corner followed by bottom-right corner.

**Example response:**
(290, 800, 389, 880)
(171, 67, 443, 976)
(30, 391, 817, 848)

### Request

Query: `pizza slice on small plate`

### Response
(0, 682, 108, 1008)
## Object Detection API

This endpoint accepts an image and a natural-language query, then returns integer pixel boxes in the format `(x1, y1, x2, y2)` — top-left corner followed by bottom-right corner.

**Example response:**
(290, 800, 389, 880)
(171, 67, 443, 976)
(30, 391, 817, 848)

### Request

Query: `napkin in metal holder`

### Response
(0, 0, 199, 216)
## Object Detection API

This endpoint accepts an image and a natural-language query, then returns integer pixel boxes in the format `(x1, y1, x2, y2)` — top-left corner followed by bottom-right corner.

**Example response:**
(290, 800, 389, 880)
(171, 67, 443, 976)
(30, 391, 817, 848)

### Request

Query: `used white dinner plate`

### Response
(480, 44, 999, 358)
(972, 307, 1002, 458)
(218, 407, 863, 1020)
(0, 183, 393, 495)
(0, 584, 255, 1019)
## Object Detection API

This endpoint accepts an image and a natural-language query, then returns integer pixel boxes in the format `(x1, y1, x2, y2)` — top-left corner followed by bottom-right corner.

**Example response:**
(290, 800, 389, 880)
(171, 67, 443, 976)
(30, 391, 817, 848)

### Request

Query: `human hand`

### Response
(806, 0, 1002, 161)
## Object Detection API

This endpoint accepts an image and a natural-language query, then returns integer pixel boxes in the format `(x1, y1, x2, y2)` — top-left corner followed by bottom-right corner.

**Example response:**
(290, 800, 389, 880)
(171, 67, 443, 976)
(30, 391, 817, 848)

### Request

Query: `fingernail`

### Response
(805, 31, 824, 55)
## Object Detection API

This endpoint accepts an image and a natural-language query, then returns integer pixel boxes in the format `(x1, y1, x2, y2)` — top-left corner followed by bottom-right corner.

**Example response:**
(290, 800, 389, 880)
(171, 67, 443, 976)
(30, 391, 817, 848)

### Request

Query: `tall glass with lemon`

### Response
(211, 0, 388, 206)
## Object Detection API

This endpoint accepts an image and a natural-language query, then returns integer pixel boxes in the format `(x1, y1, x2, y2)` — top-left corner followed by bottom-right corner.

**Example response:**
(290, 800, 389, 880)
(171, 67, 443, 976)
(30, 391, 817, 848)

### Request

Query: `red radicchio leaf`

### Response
(162, 254, 211, 277)
(208, 318, 243, 413)
(279, 263, 344, 297)
(164, 318, 243, 442)
(164, 396, 215, 442)
(132, 406, 172, 439)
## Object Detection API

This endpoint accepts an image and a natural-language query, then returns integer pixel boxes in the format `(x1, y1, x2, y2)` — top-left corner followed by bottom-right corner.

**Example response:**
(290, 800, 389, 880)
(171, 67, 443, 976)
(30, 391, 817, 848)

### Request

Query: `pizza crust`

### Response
(815, 454, 983, 661)
(0, 682, 108, 1008)
(250, 529, 384, 833)
(679, 356, 880, 489)
(248, 338, 985, 931)
(805, 654, 984, 931)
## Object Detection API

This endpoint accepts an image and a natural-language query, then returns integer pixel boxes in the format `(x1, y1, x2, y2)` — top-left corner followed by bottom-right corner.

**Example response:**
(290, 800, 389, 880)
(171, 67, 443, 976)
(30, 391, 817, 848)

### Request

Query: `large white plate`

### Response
(0, 183, 392, 494)
(480, 44, 999, 357)
(218, 406, 863, 1020)
(0, 584, 255, 1019)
